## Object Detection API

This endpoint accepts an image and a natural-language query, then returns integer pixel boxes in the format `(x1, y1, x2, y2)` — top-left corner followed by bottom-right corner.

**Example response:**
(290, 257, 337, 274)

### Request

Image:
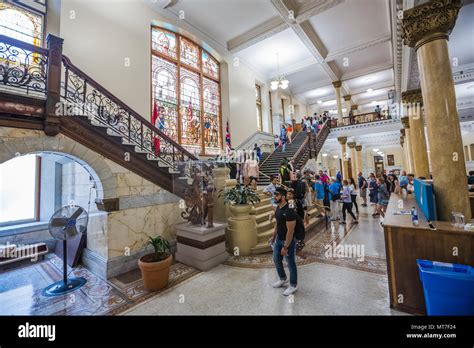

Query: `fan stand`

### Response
(42, 239, 87, 297)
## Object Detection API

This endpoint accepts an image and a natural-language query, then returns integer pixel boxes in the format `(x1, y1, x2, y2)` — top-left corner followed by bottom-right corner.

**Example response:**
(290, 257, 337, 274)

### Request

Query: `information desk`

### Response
(383, 193, 474, 315)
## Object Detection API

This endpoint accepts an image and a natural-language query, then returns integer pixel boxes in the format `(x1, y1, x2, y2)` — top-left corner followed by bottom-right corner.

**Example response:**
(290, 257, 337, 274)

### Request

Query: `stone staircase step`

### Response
(256, 211, 273, 223)
(250, 241, 271, 254)
(257, 219, 273, 233)
(257, 229, 274, 242)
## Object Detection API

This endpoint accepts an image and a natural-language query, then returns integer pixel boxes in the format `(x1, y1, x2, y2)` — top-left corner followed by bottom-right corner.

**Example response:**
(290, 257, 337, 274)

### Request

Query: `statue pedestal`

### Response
(175, 222, 229, 271)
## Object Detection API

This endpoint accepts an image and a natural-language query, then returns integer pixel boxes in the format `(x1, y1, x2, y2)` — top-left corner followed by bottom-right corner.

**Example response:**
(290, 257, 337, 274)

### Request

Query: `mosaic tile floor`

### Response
(224, 210, 387, 275)
(0, 254, 200, 315)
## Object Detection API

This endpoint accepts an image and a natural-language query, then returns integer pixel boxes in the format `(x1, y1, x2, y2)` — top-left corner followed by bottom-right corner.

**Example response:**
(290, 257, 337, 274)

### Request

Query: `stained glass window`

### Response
(202, 50, 219, 80)
(203, 78, 220, 152)
(0, 3, 43, 46)
(151, 26, 221, 155)
(179, 37, 199, 69)
(152, 55, 178, 141)
(152, 27, 177, 59)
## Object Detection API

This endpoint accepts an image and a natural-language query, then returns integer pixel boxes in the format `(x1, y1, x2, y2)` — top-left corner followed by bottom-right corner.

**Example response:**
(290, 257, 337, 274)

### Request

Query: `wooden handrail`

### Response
(0, 34, 49, 55)
(61, 55, 197, 161)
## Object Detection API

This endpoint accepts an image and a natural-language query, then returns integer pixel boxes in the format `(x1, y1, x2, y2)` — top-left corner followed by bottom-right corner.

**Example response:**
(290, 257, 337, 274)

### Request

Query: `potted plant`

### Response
(220, 184, 260, 256)
(221, 183, 261, 216)
(138, 235, 172, 291)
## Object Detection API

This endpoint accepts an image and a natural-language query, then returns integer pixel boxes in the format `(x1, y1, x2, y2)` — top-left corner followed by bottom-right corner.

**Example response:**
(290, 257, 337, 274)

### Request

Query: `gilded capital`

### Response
(350, 104, 358, 111)
(337, 136, 347, 145)
(401, 0, 462, 50)
(347, 141, 356, 148)
(355, 145, 362, 151)
(401, 117, 410, 129)
(332, 80, 342, 88)
(401, 89, 423, 105)
(343, 95, 352, 101)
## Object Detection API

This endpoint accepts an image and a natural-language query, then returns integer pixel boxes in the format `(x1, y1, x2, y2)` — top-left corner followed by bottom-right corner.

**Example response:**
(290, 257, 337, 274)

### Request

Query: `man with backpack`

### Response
(269, 187, 303, 296)
(328, 177, 342, 221)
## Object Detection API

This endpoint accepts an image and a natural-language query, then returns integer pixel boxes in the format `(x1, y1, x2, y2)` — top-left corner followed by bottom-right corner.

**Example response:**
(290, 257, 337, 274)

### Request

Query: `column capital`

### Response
(337, 136, 347, 145)
(347, 141, 356, 149)
(332, 80, 342, 88)
(400, 128, 406, 137)
(343, 95, 352, 101)
(401, 116, 410, 129)
(401, 88, 423, 105)
(350, 104, 358, 111)
(355, 145, 362, 151)
(400, 136, 405, 146)
(401, 0, 462, 50)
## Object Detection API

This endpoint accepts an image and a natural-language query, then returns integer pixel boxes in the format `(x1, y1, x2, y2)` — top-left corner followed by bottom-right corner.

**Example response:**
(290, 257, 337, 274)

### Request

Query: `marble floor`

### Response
(124, 203, 407, 315)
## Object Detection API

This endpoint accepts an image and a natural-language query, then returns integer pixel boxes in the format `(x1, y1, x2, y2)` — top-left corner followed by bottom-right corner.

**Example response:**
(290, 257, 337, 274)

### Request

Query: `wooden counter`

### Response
(383, 194, 474, 315)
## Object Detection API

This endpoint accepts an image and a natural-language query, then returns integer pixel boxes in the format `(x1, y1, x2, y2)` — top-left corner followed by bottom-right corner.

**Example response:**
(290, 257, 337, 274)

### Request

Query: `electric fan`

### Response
(42, 205, 88, 297)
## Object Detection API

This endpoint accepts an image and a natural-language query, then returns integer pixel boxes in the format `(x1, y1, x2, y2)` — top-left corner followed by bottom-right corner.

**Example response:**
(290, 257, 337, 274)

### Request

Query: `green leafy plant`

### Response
(219, 183, 261, 205)
(146, 235, 170, 262)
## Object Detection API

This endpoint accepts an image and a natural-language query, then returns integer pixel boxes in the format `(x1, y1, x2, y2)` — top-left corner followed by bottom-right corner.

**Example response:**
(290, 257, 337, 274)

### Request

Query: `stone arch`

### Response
(0, 131, 118, 199)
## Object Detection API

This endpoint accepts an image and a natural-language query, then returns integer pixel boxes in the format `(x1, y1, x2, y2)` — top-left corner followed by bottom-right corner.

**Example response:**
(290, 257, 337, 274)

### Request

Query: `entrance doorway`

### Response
(374, 156, 384, 176)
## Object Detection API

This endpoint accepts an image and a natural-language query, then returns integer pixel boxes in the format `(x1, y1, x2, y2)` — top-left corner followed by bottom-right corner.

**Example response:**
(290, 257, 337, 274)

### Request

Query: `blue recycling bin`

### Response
(417, 259, 474, 315)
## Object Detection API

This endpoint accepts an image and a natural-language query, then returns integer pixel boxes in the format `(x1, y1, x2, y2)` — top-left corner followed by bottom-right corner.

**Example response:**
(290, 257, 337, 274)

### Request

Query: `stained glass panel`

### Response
(180, 37, 199, 69)
(0, 3, 43, 46)
(152, 27, 177, 59)
(202, 50, 219, 80)
(180, 67, 201, 149)
(152, 55, 178, 141)
(203, 77, 220, 151)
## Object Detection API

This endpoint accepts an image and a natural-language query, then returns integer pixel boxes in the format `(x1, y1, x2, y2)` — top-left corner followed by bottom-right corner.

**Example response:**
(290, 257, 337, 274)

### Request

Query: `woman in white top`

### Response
(348, 178, 359, 215)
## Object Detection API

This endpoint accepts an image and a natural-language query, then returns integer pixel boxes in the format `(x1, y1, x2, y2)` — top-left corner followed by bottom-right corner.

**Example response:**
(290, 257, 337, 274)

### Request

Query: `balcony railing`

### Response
(0, 34, 197, 168)
(329, 112, 392, 128)
(0, 34, 49, 99)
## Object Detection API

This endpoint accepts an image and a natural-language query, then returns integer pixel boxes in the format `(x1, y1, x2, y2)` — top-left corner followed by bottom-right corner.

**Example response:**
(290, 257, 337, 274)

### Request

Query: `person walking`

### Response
(279, 160, 291, 187)
(328, 177, 342, 221)
(279, 125, 287, 153)
(287, 123, 293, 144)
(358, 172, 368, 207)
(376, 177, 390, 220)
(254, 143, 262, 162)
(313, 174, 325, 217)
(341, 179, 358, 225)
(348, 177, 359, 215)
(270, 187, 299, 296)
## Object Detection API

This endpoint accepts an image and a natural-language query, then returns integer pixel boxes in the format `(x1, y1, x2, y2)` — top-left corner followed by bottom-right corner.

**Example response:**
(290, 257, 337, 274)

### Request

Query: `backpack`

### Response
(294, 214, 305, 241)
(295, 180, 306, 200)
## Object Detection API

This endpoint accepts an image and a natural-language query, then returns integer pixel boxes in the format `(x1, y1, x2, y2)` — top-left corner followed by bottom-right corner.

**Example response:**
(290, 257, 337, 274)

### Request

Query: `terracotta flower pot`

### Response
(138, 253, 172, 291)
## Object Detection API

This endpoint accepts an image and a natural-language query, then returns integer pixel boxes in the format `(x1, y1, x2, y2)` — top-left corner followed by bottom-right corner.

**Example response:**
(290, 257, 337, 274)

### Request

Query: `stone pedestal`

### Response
(175, 222, 229, 271)
(338, 136, 349, 180)
(212, 167, 230, 222)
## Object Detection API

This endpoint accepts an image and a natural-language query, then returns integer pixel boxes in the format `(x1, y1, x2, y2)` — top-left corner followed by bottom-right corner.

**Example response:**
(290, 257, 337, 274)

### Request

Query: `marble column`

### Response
(343, 95, 352, 117)
(347, 141, 357, 179)
(401, 117, 415, 174)
(402, 0, 470, 221)
(400, 133, 408, 172)
(337, 136, 348, 179)
(333, 81, 343, 122)
(402, 89, 430, 178)
(351, 104, 358, 116)
(355, 145, 363, 176)
(212, 166, 230, 222)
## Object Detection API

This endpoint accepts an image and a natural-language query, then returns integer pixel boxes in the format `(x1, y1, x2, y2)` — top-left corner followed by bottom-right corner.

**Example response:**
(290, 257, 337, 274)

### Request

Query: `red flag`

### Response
(151, 101, 160, 156)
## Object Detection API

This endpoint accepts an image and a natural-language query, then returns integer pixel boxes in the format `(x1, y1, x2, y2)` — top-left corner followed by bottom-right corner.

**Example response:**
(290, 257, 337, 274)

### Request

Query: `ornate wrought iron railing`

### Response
(292, 121, 330, 170)
(0, 34, 48, 98)
(60, 55, 198, 167)
(330, 112, 391, 128)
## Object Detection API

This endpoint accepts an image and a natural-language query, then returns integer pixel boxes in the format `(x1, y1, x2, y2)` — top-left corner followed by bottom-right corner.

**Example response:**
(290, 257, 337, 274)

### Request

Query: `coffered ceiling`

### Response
(152, 0, 472, 115)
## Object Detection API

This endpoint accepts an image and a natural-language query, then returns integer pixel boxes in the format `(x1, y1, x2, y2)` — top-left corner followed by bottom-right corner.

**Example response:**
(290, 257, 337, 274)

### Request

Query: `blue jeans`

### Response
(273, 238, 297, 286)
(281, 142, 286, 152)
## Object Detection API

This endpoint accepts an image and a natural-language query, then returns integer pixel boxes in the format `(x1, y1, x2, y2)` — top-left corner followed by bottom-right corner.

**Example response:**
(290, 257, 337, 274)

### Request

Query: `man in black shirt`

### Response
(269, 187, 298, 296)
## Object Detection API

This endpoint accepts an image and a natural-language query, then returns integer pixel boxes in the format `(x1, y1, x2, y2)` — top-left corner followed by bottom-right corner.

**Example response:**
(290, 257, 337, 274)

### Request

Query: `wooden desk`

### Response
(383, 194, 474, 315)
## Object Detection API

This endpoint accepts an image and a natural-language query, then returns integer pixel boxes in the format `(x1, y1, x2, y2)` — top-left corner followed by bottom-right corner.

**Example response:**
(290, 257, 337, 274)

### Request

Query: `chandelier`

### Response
(270, 53, 289, 90)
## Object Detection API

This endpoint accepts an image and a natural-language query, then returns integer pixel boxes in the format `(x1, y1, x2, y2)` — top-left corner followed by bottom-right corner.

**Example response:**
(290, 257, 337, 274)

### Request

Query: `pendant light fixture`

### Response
(270, 53, 289, 90)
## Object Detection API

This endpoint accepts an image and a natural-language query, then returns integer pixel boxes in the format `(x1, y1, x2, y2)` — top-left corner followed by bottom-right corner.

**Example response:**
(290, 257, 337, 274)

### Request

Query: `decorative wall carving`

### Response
(401, 0, 462, 49)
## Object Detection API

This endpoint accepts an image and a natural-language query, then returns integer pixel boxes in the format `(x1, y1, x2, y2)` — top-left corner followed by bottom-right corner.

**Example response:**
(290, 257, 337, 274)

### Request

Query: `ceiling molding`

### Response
(269, 60, 321, 80)
(351, 82, 395, 99)
(291, 79, 333, 95)
(325, 33, 392, 62)
(227, 16, 289, 53)
(341, 62, 393, 81)
(390, 0, 404, 100)
(295, 0, 346, 23)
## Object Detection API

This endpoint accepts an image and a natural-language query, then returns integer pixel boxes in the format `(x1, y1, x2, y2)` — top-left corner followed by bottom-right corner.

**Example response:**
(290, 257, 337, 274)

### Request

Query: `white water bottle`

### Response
(411, 207, 419, 226)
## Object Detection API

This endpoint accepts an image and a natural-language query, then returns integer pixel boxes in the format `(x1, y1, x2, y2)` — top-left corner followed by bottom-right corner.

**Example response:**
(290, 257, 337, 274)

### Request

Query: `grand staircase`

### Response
(258, 131, 307, 186)
(258, 123, 330, 186)
(0, 34, 196, 198)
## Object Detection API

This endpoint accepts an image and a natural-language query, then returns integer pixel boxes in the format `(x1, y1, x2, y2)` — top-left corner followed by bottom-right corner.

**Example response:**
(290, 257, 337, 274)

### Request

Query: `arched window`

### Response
(0, 3, 43, 46)
(151, 26, 221, 155)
